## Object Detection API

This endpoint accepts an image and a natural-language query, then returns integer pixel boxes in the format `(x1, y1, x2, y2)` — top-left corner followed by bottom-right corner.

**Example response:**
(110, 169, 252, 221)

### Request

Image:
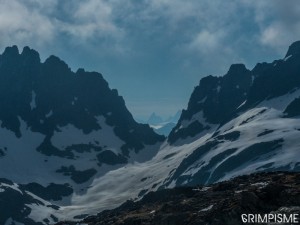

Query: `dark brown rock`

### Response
(56, 172, 300, 225)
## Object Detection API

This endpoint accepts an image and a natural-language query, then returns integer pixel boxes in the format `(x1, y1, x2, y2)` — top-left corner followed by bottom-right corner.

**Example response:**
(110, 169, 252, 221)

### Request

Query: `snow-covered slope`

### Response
(0, 179, 61, 225)
(51, 93, 299, 219)
(166, 94, 300, 187)
(2, 41, 300, 224)
(52, 41, 300, 221)
(0, 46, 164, 224)
(42, 92, 293, 221)
(163, 41, 300, 186)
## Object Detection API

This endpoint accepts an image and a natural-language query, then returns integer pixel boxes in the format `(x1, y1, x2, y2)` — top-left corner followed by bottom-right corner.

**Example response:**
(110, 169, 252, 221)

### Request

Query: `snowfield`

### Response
(55, 91, 300, 220)
(0, 88, 299, 224)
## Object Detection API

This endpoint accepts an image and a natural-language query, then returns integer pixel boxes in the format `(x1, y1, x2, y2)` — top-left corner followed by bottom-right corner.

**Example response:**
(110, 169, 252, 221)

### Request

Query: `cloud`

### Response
(1, 0, 300, 118)
(1, 0, 299, 57)
(189, 30, 224, 54)
(0, 0, 56, 48)
(243, 0, 300, 53)
(259, 23, 293, 51)
(0, 0, 124, 51)
(145, 0, 202, 22)
(1, 0, 297, 70)
(58, 0, 123, 40)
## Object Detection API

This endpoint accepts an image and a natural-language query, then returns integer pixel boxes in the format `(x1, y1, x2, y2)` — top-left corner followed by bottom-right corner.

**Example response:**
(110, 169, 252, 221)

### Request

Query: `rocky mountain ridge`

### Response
(52, 41, 300, 224)
(0, 45, 164, 154)
(0, 46, 164, 224)
(169, 41, 300, 144)
(1, 41, 300, 224)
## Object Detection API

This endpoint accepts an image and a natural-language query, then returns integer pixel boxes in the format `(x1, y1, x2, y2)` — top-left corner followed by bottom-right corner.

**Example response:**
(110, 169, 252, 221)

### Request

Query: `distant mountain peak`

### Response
(150, 112, 157, 116)
(147, 112, 163, 125)
(285, 40, 300, 58)
(1, 40, 300, 225)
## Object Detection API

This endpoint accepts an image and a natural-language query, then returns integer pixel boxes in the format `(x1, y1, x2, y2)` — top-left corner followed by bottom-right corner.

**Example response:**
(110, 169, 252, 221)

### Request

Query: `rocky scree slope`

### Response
(56, 172, 300, 225)
(54, 40, 300, 225)
(2, 40, 300, 224)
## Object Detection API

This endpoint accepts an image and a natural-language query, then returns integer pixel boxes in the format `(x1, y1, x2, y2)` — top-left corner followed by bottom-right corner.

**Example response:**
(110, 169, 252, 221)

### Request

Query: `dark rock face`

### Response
(165, 140, 221, 186)
(0, 178, 60, 225)
(20, 183, 73, 201)
(207, 139, 283, 183)
(246, 41, 300, 107)
(97, 150, 128, 166)
(169, 64, 252, 144)
(55, 166, 97, 184)
(169, 41, 300, 144)
(0, 46, 164, 224)
(162, 41, 300, 194)
(284, 97, 300, 117)
(2, 42, 300, 225)
(0, 46, 164, 155)
(56, 172, 300, 225)
(285, 40, 300, 57)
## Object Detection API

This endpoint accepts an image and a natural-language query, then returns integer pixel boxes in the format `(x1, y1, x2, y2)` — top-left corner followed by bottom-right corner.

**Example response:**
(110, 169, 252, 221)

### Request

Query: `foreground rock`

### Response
(56, 172, 300, 225)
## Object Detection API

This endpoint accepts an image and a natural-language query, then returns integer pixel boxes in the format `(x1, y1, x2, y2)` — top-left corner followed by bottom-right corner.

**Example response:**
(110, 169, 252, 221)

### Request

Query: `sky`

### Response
(0, 0, 300, 120)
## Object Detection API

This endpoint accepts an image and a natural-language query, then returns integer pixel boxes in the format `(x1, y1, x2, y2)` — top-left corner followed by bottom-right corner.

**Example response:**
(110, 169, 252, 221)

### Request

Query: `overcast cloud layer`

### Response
(1, 0, 300, 119)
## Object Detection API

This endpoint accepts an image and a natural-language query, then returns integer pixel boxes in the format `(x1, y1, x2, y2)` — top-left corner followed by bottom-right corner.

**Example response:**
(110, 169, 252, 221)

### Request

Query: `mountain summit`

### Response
(0, 46, 164, 153)
(147, 112, 164, 125)
(0, 46, 164, 225)
(285, 40, 300, 57)
(163, 41, 300, 187)
(50, 41, 300, 223)
(1, 41, 300, 225)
